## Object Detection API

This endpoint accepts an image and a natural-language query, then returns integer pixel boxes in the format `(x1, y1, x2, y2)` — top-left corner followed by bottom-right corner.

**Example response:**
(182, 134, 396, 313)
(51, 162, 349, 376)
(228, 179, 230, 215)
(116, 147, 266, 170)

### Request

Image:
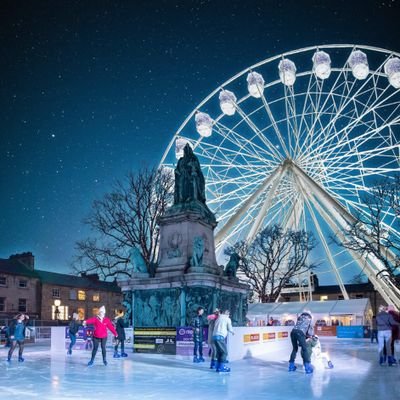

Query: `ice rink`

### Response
(1, 338, 400, 400)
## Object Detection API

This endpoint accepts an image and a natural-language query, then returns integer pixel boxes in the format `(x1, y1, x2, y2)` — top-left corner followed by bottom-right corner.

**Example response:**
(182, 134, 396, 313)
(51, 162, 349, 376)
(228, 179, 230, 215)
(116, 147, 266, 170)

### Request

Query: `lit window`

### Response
(93, 293, 100, 302)
(52, 288, 60, 298)
(19, 280, 28, 288)
(52, 305, 69, 320)
(92, 307, 99, 316)
(0, 276, 6, 286)
(320, 295, 328, 301)
(78, 290, 86, 301)
(18, 298, 27, 312)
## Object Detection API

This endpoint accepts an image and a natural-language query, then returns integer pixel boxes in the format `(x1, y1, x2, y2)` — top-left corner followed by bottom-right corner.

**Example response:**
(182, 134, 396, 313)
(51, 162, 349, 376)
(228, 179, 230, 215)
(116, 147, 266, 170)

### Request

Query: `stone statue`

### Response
(128, 247, 148, 273)
(190, 236, 204, 268)
(167, 232, 182, 259)
(174, 144, 206, 204)
(224, 253, 240, 278)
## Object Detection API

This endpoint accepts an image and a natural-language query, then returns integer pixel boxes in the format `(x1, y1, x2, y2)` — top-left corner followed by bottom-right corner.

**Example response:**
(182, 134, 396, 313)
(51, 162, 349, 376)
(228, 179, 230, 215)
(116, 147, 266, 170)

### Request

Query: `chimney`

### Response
(9, 252, 35, 270)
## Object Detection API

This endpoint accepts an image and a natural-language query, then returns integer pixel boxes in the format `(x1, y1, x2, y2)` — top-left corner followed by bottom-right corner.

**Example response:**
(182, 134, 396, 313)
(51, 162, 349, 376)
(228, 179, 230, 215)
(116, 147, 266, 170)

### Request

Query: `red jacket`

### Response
(85, 316, 117, 339)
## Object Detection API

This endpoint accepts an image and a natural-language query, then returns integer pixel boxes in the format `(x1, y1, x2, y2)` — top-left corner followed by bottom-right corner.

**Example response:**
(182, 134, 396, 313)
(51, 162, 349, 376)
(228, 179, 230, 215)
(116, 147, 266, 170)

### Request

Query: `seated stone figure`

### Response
(129, 247, 148, 273)
(224, 253, 240, 278)
(190, 236, 204, 268)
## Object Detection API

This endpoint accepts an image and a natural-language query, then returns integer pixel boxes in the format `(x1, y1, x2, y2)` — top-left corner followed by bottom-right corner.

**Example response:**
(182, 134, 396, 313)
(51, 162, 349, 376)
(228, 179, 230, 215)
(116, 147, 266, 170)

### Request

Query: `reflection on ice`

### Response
(1, 338, 400, 400)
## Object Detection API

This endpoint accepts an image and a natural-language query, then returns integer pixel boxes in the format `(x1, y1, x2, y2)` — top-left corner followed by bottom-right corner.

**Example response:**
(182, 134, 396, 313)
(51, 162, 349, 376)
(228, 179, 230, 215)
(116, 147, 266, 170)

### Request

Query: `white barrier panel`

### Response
(51, 327, 66, 353)
(228, 326, 293, 361)
(51, 326, 134, 353)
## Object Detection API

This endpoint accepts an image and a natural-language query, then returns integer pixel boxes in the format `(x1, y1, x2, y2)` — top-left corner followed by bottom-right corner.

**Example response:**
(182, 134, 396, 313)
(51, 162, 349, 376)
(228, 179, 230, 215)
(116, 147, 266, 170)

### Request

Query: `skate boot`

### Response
(288, 362, 297, 372)
(217, 362, 231, 373)
(327, 361, 334, 369)
(67, 349, 72, 355)
(113, 351, 121, 358)
(388, 356, 396, 366)
(304, 362, 313, 374)
(87, 359, 94, 366)
(103, 359, 108, 366)
(18, 356, 24, 362)
(210, 359, 217, 369)
(193, 356, 200, 363)
(121, 352, 128, 357)
(379, 356, 385, 365)
(198, 356, 205, 362)
(6, 357, 11, 362)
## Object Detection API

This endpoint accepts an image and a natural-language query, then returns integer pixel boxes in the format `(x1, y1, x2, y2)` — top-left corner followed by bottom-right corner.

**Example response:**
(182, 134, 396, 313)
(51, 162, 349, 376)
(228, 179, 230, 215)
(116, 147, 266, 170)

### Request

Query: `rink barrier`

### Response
(227, 326, 293, 361)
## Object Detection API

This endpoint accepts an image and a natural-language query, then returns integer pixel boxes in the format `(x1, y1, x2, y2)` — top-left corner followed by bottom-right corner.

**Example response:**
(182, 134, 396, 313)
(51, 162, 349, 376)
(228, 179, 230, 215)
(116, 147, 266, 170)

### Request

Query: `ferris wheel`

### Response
(160, 44, 400, 306)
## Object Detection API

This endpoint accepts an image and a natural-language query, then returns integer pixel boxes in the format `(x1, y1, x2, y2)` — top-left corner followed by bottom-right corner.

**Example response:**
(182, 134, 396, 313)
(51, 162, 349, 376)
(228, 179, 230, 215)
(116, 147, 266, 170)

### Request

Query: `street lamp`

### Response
(54, 299, 61, 320)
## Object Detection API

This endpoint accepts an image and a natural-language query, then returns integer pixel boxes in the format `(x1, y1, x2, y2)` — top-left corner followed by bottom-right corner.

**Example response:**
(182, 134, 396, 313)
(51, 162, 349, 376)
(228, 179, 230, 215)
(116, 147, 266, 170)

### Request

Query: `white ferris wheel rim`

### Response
(159, 44, 400, 289)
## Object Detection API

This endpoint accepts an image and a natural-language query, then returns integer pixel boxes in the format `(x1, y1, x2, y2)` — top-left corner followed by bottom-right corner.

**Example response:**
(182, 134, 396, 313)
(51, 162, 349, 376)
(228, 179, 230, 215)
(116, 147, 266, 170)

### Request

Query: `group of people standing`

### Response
(191, 306, 235, 373)
(67, 306, 127, 366)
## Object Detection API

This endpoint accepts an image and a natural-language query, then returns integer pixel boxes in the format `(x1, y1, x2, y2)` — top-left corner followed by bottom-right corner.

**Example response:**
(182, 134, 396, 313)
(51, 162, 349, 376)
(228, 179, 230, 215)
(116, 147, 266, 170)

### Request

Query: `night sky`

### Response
(1, 0, 399, 274)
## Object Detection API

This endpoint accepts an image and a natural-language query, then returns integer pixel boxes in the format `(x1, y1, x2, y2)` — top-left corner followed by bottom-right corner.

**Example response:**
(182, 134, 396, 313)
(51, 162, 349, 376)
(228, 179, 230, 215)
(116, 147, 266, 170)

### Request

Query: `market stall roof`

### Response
(247, 302, 280, 316)
(329, 298, 370, 315)
(247, 298, 371, 317)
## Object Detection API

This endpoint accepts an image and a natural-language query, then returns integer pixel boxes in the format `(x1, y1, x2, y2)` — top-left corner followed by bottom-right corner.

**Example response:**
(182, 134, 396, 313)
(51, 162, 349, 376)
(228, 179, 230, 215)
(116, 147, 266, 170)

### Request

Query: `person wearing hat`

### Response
(67, 312, 82, 355)
(84, 306, 118, 366)
(207, 308, 220, 369)
(288, 309, 314, 374)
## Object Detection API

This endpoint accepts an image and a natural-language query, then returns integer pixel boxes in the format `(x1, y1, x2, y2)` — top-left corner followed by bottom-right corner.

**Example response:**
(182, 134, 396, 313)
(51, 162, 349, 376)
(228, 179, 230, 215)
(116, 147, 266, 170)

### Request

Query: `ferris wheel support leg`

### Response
(294, 174, 350, 299)
(293, 167, 400, 308)
(246, 163, 289, 243)
(215, 163, 284, 248)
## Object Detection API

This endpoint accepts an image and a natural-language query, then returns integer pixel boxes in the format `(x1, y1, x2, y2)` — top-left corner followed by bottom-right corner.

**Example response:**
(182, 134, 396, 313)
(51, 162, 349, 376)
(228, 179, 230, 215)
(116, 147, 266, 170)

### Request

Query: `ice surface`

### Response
(1, 338, 400, 400)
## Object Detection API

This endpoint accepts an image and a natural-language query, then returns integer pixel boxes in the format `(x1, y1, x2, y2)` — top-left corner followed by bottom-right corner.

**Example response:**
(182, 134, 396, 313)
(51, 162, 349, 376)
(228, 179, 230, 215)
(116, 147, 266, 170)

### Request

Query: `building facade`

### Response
(0, 252, 122, 322)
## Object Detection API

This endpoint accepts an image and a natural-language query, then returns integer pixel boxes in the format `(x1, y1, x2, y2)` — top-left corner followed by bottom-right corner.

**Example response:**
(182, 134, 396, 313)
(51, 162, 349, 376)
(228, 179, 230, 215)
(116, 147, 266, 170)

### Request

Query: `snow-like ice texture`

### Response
(1, 338, 400, 400)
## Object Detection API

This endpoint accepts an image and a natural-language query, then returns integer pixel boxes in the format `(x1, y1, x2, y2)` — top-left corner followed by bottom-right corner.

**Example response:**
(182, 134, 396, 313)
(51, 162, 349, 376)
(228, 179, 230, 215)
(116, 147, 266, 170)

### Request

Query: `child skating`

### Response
(84, 306, 118, 366)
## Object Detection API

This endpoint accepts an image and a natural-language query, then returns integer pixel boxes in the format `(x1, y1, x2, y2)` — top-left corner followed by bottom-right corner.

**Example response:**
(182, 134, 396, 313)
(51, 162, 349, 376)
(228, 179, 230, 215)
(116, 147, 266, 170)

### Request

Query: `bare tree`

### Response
(73, 167, 174, 279)
(226, 225, 316, 303)
(340, 177, 400, 284)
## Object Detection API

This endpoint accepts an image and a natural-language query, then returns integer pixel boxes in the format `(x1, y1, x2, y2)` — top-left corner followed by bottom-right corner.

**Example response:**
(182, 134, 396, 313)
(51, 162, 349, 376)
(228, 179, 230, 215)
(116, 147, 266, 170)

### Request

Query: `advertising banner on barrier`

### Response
(336, 326, 364, 338)
(65, 326, 134, 351)
(176, 327, 209, 356)
(134, 327, 176, 354)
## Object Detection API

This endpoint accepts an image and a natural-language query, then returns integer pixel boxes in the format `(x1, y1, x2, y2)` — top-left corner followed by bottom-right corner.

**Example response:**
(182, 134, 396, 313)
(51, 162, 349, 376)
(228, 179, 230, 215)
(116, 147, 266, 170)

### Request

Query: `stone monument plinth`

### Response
(118, 144, 248, 327)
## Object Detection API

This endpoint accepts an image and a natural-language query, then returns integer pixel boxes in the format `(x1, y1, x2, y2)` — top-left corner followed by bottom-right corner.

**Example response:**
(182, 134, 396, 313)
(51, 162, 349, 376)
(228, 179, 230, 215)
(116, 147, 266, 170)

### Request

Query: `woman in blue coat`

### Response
(7, 313, 29, 362)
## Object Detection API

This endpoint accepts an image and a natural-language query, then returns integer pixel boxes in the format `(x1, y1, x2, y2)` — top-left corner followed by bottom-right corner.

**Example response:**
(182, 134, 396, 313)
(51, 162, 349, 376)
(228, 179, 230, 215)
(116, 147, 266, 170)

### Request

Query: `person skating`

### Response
(83, 306, 118, 366)
(212, 309, 235, 373)
(7, 313, 29, 362)
(113, 310, 127, 358)
(370, 316, 378, 344)
(191, 306, 205, 363)
(288, 310, 314, 374)
(67, 313, 82, 355)
(307, 335, 334, 369)
(207, 308, 220, 369)
(377, 305, 400, 366)
(387, 305, 400, 364)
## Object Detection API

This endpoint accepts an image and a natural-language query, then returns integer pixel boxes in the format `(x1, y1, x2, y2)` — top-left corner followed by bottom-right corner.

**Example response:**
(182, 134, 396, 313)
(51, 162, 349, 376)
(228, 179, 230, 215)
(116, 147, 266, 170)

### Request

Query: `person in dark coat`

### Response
(191, 306, 205, 363)
(377, 305, 400, 366)
(288, 310, 314, 374)
(387, 305, 400, 363)
(68, 313, 82, 355)
(113, 310, 127, 358)
(7, 313, 29, 362)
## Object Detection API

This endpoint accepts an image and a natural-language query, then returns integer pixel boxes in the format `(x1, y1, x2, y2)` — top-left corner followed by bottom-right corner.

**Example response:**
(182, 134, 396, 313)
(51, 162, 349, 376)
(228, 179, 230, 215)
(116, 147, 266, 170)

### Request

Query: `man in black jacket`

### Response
(288, 310, 314, 374)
